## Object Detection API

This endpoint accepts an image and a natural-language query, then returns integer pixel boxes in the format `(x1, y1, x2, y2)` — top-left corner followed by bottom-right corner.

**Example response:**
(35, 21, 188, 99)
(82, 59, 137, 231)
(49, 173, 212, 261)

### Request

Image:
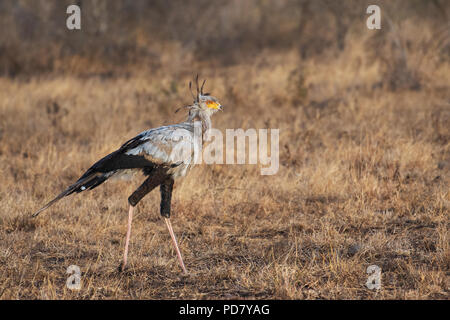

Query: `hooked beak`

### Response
(219, 104, 224, 111)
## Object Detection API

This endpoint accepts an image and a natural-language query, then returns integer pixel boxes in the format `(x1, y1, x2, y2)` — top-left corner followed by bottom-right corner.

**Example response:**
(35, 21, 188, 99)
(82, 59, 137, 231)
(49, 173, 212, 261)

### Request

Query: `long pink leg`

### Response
(120, 205, 134, 271)
(164, 218, 187, 274)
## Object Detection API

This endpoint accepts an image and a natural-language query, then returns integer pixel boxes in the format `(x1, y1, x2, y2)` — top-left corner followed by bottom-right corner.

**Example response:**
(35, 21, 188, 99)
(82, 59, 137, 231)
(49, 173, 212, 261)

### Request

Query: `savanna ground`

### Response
(0, 0, 449, 299)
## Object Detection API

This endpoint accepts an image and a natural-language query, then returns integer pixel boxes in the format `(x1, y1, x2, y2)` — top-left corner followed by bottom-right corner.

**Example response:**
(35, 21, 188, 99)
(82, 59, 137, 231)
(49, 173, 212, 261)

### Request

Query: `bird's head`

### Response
(177, 75, 223, 120)
(197, 94, 223, 115)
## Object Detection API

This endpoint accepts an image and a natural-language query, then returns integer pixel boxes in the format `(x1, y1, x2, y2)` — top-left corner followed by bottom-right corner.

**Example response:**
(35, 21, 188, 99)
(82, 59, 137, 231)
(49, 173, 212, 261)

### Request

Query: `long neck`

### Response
(187, 109, 212, 141)
(199, 111, 212, 137)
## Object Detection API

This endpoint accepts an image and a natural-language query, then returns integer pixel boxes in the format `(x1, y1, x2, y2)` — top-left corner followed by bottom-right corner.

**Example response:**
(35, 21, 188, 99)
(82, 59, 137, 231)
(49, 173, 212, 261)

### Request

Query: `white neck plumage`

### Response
(187, 109, 212, 142)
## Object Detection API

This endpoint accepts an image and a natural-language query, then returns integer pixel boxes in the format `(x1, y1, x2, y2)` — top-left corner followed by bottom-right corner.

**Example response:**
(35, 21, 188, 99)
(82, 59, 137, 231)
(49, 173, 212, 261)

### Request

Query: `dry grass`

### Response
(0, 19, 449, 299)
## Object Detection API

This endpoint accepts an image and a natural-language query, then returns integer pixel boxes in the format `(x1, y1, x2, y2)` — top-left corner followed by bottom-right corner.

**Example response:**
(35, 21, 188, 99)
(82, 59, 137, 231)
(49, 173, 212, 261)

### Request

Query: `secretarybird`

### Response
(32, 76, 223, 274)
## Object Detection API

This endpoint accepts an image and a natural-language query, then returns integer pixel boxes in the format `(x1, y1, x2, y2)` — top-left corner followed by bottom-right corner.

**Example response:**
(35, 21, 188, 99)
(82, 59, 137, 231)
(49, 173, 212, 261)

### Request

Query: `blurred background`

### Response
(0, 0, 448, 80)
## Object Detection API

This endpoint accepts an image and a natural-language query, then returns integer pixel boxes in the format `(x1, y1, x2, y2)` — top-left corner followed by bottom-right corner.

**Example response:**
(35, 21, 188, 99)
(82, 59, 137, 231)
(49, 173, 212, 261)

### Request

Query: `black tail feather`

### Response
(32, 171, 112, 217)
(32, 137, 157, 218)
(74, 173, 110, 192)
